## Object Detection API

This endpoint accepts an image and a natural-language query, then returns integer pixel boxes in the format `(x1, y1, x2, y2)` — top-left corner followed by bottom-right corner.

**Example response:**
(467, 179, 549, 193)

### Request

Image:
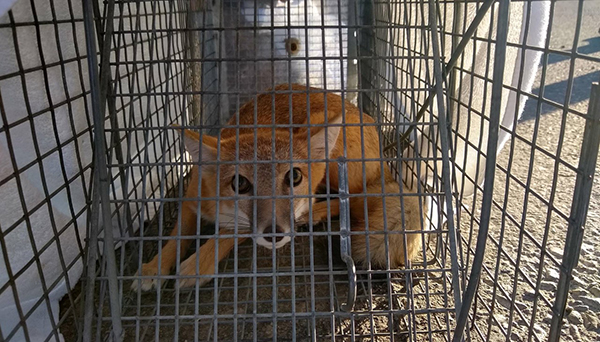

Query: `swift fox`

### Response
(132, 84, 423, 291)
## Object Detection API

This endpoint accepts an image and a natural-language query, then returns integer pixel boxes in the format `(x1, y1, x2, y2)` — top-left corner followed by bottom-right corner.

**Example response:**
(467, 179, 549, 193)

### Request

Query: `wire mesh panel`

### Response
(81, 0, 197, 339)
(0, 0, 192, 340)
(449, 1, 600, 341)
(1, 0, 600, 341)
(108, 0, 456, 340)
(0, 0, 93, 340)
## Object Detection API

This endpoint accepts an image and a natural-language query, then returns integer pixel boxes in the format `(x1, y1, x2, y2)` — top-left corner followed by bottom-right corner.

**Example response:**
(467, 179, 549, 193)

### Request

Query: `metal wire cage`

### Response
(1, 0, 599, 341)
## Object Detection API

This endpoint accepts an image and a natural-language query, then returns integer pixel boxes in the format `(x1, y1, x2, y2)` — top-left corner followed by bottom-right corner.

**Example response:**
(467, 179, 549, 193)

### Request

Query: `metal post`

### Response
(187, 0, 203, 125)
(428, 0, 463, 317)
(549, 83, 600, 340)
(452, 0, 511, 340)
(82, 173, 100, 342)
(338, 158, 357, 312)
(81, 0, 124, 340)
(346, 0, 359, 104)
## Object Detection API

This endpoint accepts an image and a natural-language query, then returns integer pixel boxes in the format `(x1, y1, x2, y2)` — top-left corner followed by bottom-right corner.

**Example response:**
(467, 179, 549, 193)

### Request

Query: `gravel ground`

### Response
(465, 109, 600, 341)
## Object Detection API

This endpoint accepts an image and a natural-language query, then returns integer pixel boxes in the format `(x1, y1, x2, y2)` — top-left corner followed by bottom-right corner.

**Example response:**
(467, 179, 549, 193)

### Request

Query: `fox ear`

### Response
(310, 116, 342, 160)
(173, 125, 218, 164)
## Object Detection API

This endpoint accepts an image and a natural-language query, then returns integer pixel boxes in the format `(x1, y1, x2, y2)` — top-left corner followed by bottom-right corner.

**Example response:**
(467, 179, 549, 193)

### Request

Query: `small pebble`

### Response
(567, 310, 583, 325)
(540, 281, 557, 292)
(573, 305, 590, 313)
(523, 291, 536, 301)
(580, 296, 600, 311)
(579, 258, 596, 269)
(571, 289, 588, 298)
(546, 268, 560, 282)
(588, 284, 600, 297)
(566, 305, 574, 316)
(549, 246, 563, 258)
(569, 324, 582, 341)
(582, 312, 600, 330)
(571, 275, 587, 288)
(495, 314, 508, 326)
(496, 296, 528, 311)
(483, 277, 495, 286)
(533, 324, 547, 339)
(580, 243, 594, 255)
(576, 264, 595, 274)
(496, 296, 511, 310)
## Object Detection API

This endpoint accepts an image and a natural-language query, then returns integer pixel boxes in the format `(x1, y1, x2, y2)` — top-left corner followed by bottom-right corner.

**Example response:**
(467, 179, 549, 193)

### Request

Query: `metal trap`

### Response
(1, 0, 599, 341)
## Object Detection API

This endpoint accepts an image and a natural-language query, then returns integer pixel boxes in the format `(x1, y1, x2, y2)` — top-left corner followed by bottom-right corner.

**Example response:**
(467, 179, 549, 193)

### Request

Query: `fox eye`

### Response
(285, 168, 303, 187)
(231, 175, 252, 194)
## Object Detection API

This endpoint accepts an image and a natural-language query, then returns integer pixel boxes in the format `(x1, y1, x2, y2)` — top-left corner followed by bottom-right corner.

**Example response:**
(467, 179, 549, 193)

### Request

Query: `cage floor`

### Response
(114, 231, 454, 341)
(57, 172, 455, 342)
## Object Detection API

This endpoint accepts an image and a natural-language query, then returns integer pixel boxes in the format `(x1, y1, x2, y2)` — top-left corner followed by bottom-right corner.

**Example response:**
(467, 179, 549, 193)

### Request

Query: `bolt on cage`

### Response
(0, 0, 599, 341)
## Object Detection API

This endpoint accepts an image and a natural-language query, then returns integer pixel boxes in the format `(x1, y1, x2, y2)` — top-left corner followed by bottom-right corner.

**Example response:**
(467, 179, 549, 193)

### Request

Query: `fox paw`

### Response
(176, 255, 215, 289)
(130, 262, 169, 292)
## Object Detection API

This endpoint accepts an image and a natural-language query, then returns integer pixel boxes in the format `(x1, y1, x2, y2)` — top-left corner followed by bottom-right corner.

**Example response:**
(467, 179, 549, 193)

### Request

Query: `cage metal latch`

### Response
(337, 158, 357, 312)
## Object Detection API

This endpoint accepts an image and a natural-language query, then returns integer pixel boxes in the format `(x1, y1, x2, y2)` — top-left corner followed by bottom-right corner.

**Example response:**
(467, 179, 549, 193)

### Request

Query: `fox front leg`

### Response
(131, 204, 198, 292)
(178, 235, 248, 288)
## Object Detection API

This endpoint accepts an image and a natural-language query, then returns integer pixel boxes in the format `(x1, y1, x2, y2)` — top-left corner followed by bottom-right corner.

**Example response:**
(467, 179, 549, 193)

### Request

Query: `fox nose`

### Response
(263, 225, 285, 243)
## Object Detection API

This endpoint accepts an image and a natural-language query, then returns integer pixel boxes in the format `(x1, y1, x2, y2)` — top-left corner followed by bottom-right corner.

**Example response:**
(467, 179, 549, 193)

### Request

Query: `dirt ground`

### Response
(482, 95, 600, 342)
(461, 107, 600, 342)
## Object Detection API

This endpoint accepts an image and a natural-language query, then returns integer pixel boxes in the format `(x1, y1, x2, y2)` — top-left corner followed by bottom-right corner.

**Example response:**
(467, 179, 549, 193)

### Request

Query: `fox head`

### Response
(178, 118, 341, 249)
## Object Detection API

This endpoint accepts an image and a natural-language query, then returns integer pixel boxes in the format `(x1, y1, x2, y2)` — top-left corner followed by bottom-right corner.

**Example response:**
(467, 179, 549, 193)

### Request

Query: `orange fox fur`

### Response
(132, 84, 423, 291)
